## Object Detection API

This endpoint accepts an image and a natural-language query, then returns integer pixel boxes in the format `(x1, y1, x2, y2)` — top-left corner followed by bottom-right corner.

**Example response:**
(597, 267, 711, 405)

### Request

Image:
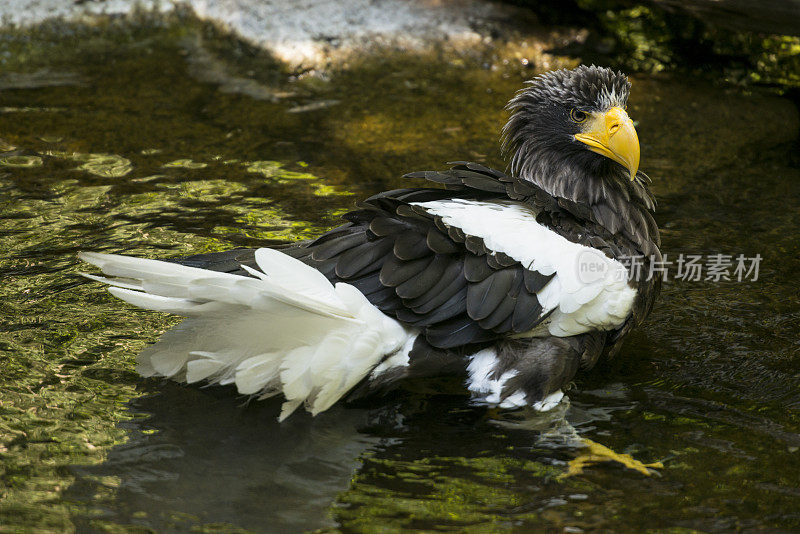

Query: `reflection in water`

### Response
(67, 380, 658, 532)
(68, 383, 380, 532)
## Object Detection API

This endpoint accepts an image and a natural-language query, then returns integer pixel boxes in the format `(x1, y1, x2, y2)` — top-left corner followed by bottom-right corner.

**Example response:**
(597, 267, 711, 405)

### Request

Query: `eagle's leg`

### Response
(473, 335, 663, 478)
(466, 333, 605, 410)
(559, 439, 664, 478)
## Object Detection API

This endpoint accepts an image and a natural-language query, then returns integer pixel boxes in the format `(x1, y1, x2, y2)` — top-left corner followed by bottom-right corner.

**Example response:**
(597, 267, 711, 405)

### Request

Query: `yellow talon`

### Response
(558, 438, 664, 479)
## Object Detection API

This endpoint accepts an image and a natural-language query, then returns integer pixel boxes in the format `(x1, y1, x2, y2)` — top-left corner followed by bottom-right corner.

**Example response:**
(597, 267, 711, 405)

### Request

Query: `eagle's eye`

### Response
(569, 109, 588, 123)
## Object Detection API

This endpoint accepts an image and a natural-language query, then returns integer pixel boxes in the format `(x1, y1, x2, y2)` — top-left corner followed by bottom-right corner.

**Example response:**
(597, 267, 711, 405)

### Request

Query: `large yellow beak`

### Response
(574, 107, 640, 181)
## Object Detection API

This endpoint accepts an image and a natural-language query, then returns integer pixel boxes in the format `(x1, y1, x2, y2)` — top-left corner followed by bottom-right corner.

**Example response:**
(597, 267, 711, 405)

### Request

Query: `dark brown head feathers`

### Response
(501, 66, 659, 258)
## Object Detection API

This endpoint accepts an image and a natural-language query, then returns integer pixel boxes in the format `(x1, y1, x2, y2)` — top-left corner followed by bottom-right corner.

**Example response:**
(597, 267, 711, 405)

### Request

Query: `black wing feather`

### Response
(405, 259, 465, 313)
(478, 293, 518, 330)
(425, 315, 495, 348)
(463, 254, 494, 282)
(466, 268, 517, 321)
(395, 254, 449, 299)
(379, 255, 432, 287)
(523, 269, 556, 293)
(426, 228, 460, 254)
(512, 290, 546, 332)
(311, 230, 365, 261)
(393, 231, 432, 260)
(335, 238, 394, 278)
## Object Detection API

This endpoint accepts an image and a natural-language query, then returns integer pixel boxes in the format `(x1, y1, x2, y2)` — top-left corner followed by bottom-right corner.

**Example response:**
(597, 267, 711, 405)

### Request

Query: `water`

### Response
(1, 19, 799, 533)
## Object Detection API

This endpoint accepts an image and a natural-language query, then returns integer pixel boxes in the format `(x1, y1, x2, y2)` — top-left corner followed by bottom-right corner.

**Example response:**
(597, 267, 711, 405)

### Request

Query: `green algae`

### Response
(162, 158, 208, 169)
(0, 155, 43, 167)
(244, 160, 282, 177)
(335, 455, 564, 531)
(71, 153, 133, 178)
(246, 160, 344, 197)
(0, 175, 180, 529)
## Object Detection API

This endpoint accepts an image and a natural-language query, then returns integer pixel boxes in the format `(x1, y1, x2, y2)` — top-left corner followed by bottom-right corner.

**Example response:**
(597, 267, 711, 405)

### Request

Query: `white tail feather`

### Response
(79, 250, 414, 420)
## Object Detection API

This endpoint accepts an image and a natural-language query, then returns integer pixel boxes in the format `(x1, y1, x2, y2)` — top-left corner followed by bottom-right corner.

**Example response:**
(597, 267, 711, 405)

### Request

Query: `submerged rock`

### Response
(0, 0, 538, 70)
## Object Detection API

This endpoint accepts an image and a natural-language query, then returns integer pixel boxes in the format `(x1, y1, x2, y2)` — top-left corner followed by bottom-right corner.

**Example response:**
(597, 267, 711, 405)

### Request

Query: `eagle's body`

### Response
(80, 66, 661, 420)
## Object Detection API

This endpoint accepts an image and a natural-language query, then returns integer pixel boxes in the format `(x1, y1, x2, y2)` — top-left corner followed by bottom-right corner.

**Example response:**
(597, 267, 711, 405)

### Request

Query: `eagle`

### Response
(80, 65, 661, 421)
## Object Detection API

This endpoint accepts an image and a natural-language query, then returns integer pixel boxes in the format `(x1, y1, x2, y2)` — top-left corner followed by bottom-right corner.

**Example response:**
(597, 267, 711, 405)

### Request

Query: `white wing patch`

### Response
(79, 249, 414, 421)
(411, 199, 636, 337)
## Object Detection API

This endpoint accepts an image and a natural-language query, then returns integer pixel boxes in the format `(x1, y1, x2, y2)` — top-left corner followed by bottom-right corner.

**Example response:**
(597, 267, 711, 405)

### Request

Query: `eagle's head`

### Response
(502, 65, 641, 190)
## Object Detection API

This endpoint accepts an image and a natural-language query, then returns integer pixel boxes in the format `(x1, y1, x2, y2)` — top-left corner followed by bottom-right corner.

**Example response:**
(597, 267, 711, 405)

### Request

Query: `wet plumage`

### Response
(80, 65, 661, 420)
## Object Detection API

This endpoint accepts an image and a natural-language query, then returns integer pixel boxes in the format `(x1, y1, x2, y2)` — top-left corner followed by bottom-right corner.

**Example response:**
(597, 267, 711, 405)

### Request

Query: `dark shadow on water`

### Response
(66, 382, 381, 532)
